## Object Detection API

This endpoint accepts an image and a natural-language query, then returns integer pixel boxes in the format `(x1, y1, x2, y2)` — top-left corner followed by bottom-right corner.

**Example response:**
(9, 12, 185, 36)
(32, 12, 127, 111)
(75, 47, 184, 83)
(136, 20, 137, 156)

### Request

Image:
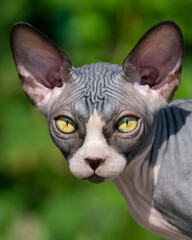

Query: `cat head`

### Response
(10, 21, 183, 183)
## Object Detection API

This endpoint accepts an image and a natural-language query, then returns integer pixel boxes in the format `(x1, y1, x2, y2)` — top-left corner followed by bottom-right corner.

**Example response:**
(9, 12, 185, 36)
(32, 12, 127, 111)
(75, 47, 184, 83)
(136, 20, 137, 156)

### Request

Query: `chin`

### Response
(85, 174, 106, 184)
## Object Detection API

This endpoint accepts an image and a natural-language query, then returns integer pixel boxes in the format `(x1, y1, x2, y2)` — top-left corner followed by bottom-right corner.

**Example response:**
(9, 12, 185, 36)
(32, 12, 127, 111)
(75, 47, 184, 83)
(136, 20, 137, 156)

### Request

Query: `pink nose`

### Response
(85, 158, 104, 171)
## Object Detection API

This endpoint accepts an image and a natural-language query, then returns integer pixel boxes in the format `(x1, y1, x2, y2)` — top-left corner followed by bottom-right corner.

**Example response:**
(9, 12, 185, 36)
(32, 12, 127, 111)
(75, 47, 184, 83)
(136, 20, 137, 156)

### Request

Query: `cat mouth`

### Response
(85, 174, 105, 184)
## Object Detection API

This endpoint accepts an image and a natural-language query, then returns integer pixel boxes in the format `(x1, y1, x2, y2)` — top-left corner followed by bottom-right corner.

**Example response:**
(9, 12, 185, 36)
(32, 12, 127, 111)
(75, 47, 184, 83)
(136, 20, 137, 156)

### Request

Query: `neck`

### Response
(112, 119, 188, 240)
(112, 127, 157, 226)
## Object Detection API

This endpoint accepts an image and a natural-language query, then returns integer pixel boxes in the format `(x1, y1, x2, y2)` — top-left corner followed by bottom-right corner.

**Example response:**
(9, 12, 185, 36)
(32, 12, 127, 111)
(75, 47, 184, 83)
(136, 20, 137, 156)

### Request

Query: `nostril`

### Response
(85, 158, 104, 171)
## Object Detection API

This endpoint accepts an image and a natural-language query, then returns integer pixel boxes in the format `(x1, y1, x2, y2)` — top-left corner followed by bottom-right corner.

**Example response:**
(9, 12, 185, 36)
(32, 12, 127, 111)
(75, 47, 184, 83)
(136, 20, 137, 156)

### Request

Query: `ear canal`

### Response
(122, 20, 183, 102)
(10, 22, 72, 114)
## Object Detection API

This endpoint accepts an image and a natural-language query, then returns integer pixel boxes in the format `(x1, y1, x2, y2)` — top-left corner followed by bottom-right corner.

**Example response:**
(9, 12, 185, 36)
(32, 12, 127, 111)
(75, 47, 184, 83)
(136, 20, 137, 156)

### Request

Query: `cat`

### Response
(10, 20, 192, 239)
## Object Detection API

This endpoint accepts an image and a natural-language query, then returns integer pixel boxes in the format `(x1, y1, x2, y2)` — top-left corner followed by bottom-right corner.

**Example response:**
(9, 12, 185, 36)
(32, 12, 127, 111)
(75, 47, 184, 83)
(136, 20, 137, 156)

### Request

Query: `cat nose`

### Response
(85, 158, 104, 171)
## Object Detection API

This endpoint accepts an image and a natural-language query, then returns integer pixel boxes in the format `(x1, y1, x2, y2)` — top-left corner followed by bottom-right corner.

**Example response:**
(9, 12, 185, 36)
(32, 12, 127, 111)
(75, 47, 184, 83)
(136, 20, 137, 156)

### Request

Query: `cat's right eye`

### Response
(55, 117, 77, 134)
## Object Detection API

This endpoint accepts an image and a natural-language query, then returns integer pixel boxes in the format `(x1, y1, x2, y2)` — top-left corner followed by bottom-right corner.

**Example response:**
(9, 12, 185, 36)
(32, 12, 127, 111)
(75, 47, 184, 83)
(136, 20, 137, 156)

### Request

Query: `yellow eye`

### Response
(55, 117, 77, 134)
(116, 116, 138, 133)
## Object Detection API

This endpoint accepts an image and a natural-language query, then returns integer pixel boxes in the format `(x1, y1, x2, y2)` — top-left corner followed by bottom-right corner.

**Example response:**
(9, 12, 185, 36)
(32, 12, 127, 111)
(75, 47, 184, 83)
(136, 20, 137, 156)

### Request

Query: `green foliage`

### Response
(1, 0, 192, 239)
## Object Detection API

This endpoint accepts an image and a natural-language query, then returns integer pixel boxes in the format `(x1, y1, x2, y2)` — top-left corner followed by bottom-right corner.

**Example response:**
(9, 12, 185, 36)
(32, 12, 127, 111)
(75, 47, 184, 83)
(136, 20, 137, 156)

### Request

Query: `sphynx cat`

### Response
(10, 20, 192, 239)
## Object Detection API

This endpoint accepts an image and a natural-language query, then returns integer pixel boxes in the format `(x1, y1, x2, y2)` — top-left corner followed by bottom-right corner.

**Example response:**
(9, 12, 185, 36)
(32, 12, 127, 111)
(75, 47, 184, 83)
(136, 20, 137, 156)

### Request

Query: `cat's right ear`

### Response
(10, 22, 72, 115)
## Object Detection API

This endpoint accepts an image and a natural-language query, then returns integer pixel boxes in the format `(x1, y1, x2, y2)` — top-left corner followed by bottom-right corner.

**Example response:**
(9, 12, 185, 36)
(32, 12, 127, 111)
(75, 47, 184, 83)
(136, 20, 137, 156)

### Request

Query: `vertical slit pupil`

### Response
(125, 118, 129, 125)
(66, 119, 69, 126)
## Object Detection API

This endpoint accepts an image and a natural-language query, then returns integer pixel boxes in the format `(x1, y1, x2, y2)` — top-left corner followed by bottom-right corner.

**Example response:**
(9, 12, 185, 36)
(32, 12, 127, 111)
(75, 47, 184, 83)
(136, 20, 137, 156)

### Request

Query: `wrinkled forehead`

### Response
(73, 62, 124, 112)
(50, 62, 144, 122)
(72, 96, 119, 124)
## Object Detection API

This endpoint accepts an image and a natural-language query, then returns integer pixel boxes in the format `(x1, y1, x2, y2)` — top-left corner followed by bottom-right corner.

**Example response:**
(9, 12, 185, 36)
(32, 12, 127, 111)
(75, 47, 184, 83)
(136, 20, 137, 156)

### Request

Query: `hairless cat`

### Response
(10, 20, 192, 239)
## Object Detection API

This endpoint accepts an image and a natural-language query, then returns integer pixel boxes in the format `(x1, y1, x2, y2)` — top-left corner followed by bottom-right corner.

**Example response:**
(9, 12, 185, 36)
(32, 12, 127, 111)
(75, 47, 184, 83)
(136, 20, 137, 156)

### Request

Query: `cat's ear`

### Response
(10, 22, 72, 115)
(122, 21, 183, 102)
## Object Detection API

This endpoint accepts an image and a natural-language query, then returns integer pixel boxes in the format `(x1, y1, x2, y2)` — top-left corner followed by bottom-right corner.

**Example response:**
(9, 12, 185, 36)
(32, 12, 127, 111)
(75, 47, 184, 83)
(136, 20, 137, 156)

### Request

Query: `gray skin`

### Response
(153, 100, 192, 237)
(10, 20, 192, 239)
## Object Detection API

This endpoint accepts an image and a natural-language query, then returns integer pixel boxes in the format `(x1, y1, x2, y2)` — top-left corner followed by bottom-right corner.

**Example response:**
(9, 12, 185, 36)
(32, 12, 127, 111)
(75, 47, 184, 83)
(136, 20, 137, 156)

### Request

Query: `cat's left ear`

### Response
(122, 21, 183, 102)
(10, 22, 72, 115)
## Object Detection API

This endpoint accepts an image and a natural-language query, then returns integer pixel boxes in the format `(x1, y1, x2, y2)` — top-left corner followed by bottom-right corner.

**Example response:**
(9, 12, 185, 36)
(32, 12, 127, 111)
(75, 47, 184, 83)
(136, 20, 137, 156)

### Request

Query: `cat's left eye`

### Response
(55, 117, 77, 134)
(116, 116, 138, 133)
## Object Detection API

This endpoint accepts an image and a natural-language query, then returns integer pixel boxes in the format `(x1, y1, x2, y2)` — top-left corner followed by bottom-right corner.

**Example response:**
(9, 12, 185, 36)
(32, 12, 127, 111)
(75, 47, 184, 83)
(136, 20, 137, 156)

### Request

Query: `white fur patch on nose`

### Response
(69, 110, 127, 180)
(81, 110, 107, 160)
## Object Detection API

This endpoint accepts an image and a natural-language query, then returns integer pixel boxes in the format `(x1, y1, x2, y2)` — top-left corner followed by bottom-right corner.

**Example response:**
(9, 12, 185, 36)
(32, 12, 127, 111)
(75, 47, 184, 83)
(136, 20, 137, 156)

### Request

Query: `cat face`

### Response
(48, 63, 161, 183)
(10, 21, 183, 183)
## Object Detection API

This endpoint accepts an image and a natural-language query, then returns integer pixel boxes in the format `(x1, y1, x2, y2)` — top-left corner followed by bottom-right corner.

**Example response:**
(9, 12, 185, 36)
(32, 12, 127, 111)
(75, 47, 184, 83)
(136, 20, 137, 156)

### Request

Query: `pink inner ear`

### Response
(140, 67, 159, 87)
(43, 70, 63, 89)
(11, 22, 73, 111)
(27, 48, 63, 89)
(11, 25, 68, 90)
(28, 63, 63, 89)
(50, 72, 63, 87)
(137, 45, 179, 89)
(122, 22, 183, 102)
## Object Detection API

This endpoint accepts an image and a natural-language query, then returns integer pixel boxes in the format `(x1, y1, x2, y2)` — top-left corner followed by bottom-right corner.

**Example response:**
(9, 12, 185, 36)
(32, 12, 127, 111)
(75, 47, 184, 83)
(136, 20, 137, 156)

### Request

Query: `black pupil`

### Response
(66, 119, 69, 126)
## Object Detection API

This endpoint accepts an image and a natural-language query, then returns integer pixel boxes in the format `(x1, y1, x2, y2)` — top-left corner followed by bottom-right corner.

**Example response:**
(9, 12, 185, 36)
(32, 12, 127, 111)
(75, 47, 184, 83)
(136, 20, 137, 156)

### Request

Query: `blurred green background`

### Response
(1, 0, 192, 239)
